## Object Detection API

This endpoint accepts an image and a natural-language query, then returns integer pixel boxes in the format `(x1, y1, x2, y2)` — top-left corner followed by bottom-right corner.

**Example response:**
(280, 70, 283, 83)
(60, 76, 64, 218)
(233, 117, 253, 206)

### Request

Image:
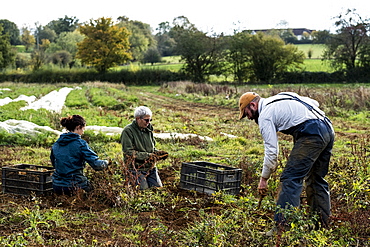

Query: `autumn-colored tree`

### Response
(21, 27, 35, 51)
(77, 17, 132, 73)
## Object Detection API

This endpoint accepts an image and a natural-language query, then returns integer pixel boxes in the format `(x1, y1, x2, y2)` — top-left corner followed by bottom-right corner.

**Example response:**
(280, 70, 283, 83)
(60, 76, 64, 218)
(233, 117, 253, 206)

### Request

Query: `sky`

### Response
(1, 0, 370, 34)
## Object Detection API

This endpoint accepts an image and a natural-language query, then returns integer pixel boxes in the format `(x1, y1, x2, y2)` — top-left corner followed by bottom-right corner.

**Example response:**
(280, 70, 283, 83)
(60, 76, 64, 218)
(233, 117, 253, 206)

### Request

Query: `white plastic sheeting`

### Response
(85, 125, 214, 141)
(20, 87, 74, 113)
(85, 125, 123, 136)
(0, 119, 216, 141)
(0, 95, 37, 106)
(0, 119, 61, 135)
(153, 132, 213, 141)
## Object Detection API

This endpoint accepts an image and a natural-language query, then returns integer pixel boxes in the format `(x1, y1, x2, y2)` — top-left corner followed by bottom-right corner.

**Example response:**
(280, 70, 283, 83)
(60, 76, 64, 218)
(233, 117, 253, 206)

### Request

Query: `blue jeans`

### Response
(275, 119, 334, 227)
(129, 168, 163, 190)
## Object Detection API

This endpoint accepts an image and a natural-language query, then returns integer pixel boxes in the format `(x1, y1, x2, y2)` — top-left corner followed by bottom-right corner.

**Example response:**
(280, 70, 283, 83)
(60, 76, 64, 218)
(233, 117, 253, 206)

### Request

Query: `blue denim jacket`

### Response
(50, 132, 108, 188)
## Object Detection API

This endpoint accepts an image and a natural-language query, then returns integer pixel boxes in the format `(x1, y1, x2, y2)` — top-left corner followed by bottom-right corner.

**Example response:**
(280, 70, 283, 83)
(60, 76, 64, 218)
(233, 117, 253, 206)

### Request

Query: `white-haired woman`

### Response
(120, 106, 168, 190)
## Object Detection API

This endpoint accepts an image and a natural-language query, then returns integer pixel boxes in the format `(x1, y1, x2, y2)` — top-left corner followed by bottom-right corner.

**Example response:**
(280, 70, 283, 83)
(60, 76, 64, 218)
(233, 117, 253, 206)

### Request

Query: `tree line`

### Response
(0, 9, 370, 83)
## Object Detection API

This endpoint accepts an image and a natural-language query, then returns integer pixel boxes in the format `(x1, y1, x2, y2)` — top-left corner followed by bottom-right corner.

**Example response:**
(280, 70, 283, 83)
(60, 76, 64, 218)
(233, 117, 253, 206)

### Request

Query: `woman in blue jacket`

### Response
(50, 115, 109, 196)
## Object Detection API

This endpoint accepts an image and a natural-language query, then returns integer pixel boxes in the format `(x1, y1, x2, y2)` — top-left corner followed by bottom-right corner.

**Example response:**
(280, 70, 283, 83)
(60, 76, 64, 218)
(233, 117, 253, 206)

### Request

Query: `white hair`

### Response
(134, 106, 152, 118)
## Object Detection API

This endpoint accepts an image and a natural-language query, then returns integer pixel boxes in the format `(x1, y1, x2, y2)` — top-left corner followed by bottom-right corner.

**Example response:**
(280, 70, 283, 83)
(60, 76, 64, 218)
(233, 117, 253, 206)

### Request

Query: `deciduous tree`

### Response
(46, 30, 84, 58)
(227, 31, 252, 82)
(311, 30, 331, 44)
(21, 27, 35, 51)
(31, 39, 49, 70)
(117, 16, 155, 61)
(247, 32, 304, 82)
(0, 25, 16, 70)
(34, 24, 57, 46)
(155, 21, 177, 56)
(141, 46, 162, 65)
(46, 16, 79, 36)
(49, 50, 72, 68)
(0, 19, 20, 45)
(76, 17, 132, 73)
(228, 32, 305, 83)
(171, 16, 226, 82)
(323, 9, 370, 71)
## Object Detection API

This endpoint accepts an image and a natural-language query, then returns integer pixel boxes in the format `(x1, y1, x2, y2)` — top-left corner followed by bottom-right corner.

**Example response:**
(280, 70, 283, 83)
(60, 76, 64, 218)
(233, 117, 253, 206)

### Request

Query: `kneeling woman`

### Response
(50, 115, 109, 196)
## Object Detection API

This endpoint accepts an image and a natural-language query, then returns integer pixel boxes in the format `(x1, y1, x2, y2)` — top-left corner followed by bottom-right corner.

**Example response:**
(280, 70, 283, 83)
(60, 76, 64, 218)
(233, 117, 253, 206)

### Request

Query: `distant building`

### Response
(252, 28, 316, 40)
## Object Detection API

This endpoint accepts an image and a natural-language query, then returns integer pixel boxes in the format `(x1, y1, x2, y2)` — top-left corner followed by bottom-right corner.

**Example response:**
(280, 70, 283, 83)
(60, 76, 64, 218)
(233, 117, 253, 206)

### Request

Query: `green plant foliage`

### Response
(0, 129, 57, 147)
(88, 87, 119, 107)
(0, 24, 17, 69)
(0, 82, 369, 246)
(64, 87, 90, 108)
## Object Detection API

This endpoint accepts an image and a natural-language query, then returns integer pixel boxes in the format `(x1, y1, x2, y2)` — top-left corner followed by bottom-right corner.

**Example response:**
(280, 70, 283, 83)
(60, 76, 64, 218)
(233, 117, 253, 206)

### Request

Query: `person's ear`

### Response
(249, 102, 257, 110)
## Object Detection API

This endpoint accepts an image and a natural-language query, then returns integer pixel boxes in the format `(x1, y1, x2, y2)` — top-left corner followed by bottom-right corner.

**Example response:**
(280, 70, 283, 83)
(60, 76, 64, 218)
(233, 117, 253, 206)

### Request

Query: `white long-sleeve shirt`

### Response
(258, 92, 328, 179)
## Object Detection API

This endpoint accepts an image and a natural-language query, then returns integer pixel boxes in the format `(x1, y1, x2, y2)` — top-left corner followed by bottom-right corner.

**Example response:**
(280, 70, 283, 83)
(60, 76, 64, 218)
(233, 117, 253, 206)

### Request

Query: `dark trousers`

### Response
(53, 182, 92, 196)
(275, 119, 334, 227)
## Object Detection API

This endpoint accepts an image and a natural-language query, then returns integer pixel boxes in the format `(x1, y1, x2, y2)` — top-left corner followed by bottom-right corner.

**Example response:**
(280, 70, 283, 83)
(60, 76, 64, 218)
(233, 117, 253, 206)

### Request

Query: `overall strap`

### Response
(266, 93, 332, 124)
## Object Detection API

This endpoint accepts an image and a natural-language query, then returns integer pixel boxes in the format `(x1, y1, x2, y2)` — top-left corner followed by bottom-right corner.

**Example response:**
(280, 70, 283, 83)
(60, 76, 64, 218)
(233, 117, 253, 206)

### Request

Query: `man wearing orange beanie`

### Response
(239, 92, 334, 235)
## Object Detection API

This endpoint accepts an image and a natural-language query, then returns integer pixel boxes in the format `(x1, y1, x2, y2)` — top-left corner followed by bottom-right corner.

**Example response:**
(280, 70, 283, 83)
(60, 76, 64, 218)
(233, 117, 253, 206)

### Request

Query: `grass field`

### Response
(296, 44, 326, 59)
(138, 44, 331, 73)
(302, 59, 334, 72)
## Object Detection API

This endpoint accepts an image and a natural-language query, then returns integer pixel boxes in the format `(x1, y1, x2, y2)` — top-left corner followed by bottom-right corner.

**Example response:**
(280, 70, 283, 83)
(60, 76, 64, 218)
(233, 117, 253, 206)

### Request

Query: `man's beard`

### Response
(251, 109, 259, 125)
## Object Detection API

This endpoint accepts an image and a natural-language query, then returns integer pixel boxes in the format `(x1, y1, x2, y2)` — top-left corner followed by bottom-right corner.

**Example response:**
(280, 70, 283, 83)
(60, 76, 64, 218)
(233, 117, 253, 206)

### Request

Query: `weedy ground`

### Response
(0, 82, 369, 246)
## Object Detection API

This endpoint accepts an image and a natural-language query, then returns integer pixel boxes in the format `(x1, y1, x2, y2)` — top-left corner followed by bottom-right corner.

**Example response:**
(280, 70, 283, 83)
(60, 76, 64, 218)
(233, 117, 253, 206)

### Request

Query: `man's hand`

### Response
(258, 177, 268, 196)
(257, 177, 268, 209)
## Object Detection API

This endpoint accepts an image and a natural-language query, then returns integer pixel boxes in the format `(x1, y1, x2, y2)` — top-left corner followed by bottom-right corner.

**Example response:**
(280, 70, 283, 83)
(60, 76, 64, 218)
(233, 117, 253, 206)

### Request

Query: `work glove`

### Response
(153, 150, 169, 160)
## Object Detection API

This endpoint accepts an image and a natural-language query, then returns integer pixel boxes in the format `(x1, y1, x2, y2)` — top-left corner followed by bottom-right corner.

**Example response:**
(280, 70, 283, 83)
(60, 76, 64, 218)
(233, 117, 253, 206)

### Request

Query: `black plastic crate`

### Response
(2, 164, 54, 195)
(180, 161, 242, 195)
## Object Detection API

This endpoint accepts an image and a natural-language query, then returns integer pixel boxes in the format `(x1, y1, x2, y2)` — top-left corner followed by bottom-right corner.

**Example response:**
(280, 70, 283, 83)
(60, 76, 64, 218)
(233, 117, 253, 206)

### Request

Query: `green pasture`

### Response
(296, 44, 326, 59)
(302, 59, 334, 72)
(128, 44, 331, 73)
